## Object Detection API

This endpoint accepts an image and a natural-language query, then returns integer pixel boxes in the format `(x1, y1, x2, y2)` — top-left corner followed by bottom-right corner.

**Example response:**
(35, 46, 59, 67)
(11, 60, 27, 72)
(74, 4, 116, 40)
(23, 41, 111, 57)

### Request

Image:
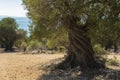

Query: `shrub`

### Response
(93, 44, 107, 55)
(58, 46, 66, 52)
(21, 42, 27, 51)
(27, 40, 42, 50)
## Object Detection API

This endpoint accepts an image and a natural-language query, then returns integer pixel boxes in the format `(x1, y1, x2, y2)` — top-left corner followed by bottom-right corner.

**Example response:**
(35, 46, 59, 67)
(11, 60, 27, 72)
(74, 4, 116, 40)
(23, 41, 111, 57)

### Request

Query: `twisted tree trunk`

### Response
(58, 25, 105, 70)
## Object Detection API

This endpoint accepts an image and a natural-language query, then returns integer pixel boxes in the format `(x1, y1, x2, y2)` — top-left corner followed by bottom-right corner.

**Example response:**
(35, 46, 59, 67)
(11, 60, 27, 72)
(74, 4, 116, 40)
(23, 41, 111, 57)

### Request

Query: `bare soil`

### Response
(0, 52, 64, 80)
(0, 52, 120, 80)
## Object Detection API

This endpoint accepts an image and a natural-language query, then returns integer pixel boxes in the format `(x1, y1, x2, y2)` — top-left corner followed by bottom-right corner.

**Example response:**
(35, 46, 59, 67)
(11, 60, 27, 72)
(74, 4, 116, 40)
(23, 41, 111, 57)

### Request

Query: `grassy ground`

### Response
(0, 52, 120, 80)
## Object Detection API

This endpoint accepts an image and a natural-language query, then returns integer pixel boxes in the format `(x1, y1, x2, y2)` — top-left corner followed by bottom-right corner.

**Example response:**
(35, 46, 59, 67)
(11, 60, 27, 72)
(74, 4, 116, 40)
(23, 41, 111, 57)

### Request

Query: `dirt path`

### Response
(0, 53, 64, 80)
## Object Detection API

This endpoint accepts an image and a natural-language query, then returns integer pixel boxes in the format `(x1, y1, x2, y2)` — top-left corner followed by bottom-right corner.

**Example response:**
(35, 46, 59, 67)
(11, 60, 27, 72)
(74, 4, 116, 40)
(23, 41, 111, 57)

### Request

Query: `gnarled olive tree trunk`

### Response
(60, 25, 105, 70)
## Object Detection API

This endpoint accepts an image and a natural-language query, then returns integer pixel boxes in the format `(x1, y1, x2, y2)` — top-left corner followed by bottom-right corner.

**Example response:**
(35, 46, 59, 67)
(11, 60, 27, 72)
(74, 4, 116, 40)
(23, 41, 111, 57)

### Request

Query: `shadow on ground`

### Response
(37, 68, 120, 80)
(36, 55, 120, 80)
(0, 48, 20, 53)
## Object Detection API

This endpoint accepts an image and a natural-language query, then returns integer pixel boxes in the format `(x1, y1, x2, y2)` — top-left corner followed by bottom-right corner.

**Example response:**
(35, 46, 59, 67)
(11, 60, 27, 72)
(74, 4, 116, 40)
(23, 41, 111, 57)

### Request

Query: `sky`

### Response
(0, 0, 27, 17)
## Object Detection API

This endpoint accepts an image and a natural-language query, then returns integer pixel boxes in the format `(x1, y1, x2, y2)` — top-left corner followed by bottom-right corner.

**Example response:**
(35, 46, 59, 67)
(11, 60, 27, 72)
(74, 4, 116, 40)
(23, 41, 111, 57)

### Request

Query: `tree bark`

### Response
(104, 40, 113, 51)
(60, 25, 105, 70)
(114, 43, 118, 53)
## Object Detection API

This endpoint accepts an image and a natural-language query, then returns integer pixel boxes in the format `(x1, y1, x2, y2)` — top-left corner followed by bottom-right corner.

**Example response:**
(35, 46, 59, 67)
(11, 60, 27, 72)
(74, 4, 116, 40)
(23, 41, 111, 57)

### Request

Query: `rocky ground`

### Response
(0, 52, 120, 80)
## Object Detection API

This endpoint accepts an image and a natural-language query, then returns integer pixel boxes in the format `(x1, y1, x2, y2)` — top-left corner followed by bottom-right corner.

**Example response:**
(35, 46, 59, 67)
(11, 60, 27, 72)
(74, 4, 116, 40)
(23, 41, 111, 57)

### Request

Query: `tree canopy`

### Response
(0, 17, 28, 51)
(23, 0, 120, 69)
(0, 17, 18, 51)
(15, 29, 27, 50)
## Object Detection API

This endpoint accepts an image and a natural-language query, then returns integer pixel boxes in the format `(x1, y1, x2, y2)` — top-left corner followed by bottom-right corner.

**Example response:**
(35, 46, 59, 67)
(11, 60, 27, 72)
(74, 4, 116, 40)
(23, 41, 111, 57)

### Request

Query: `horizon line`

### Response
(0, 15, 28, 18)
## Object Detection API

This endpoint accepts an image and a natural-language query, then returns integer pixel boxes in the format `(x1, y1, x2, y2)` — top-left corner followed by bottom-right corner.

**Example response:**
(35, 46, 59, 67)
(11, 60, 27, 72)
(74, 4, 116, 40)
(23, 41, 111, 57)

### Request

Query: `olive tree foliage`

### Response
(0, 17, 18, 51)
(27, 40, 42, 50)
(23, 0, 120, 69)
(15, 29, 27, 50)
(47, 30, 68, 49)
(89, 0, 120, 52)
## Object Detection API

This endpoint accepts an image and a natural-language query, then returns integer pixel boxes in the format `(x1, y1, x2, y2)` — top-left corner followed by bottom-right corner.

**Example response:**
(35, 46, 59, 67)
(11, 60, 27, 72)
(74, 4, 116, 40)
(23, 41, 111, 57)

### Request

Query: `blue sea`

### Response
(0, 16, 30, 35)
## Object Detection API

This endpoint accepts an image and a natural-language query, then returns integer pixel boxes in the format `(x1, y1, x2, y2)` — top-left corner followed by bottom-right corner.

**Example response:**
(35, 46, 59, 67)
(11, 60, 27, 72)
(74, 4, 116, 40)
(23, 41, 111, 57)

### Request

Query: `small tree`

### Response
(15, 29, 27, 49)
(21, 42, 27, 51)
(27, 40, 42, 50)
(0, 17, 18, 51)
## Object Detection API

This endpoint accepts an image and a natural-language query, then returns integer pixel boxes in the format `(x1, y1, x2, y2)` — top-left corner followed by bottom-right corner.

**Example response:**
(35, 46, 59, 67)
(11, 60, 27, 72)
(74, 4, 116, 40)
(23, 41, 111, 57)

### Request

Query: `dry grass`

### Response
(0, 52, 120, 80)
(106, 53, 120, 61)
(105, 53, 120, 70)
(0, 52, 64, 80)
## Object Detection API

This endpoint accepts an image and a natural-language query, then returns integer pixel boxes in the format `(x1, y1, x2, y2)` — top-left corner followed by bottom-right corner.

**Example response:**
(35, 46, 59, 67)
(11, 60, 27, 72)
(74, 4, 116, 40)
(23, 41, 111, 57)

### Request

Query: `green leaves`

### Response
(23, 0, 120, 49)
(0, 17, 25, 51)
(0, 17, 18, 29)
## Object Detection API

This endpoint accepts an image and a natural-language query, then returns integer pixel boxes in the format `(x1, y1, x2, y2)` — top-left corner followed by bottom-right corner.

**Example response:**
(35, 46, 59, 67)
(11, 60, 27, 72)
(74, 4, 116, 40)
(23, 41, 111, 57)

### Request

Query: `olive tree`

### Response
(0, 17, 18, 51)
(23, 0, 120, 69)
